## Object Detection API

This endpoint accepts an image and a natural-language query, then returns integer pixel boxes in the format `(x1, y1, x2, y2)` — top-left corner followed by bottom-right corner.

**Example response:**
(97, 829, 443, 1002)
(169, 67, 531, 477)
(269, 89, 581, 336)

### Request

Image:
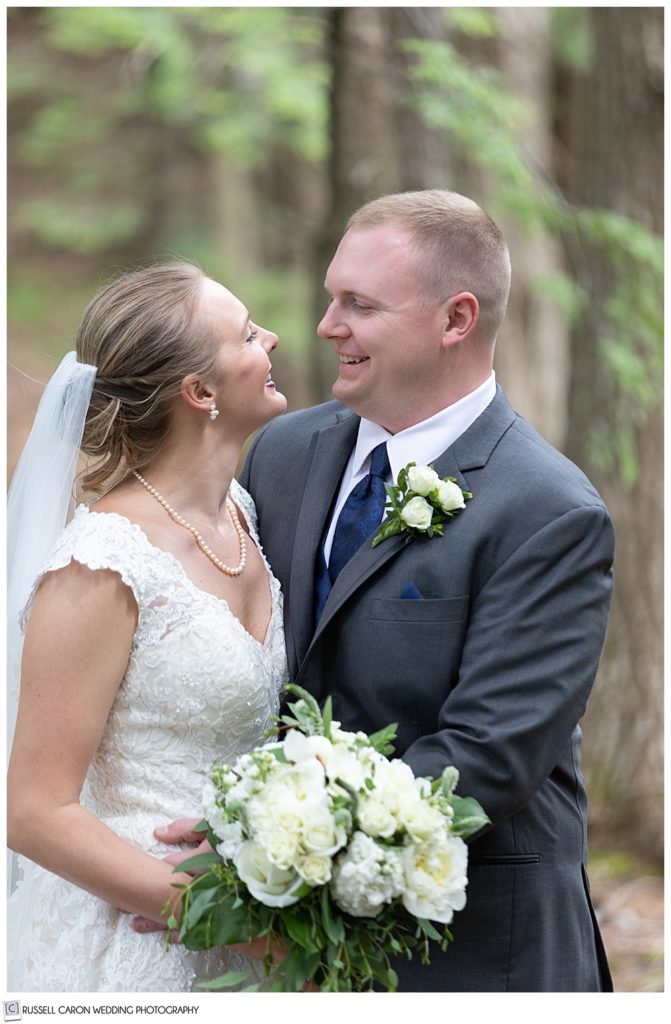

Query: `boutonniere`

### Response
(371, 462, 472, 548)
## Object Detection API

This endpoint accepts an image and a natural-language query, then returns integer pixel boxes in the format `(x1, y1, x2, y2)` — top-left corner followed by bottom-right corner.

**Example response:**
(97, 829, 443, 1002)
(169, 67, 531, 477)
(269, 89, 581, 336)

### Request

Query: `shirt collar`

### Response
(352, 372, 496, 481)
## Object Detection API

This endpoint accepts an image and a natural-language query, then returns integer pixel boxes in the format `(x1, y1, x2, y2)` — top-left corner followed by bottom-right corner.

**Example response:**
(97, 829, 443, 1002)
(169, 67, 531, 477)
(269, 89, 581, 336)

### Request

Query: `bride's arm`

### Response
(7, 561, 191, 925)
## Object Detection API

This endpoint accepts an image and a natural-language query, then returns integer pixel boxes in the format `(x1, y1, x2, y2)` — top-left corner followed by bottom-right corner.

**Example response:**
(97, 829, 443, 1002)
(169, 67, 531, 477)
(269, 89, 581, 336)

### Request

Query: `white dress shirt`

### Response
(323, 372, 497, 563)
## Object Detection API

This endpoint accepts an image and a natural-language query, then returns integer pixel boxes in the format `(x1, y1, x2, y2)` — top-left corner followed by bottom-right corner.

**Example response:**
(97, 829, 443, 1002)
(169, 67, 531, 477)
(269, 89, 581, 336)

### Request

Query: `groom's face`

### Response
(318, 224, 449, 434)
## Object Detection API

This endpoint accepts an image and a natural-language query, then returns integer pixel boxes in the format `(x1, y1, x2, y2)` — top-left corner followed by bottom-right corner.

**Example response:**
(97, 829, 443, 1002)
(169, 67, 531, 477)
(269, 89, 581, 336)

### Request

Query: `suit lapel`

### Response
(297, 386, 517, 671)
(287, 409, 360, 672)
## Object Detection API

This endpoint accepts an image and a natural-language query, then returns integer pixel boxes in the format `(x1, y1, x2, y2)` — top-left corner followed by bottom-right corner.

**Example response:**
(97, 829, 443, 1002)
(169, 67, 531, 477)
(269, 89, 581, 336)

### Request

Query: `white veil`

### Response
(7, 352, 96, 889)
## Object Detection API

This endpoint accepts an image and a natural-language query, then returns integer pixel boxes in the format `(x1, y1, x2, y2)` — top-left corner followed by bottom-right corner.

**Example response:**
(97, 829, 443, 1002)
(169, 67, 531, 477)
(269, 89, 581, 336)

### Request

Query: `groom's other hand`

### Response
(131, 818, 211, 934)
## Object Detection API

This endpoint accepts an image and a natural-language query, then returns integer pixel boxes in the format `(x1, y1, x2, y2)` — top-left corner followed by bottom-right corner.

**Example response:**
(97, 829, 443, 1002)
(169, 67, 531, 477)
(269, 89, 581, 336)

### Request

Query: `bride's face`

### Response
(197, 278, 287, 431)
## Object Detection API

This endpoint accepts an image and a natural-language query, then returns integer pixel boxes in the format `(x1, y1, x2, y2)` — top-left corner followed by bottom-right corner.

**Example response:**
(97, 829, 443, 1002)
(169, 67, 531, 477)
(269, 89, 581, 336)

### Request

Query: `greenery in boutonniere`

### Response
(372, 462, 472, 548)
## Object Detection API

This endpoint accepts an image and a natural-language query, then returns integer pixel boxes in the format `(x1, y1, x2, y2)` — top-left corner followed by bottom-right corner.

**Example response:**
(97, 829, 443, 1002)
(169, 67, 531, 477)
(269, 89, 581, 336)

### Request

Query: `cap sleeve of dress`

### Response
(19, 505, 166, 632)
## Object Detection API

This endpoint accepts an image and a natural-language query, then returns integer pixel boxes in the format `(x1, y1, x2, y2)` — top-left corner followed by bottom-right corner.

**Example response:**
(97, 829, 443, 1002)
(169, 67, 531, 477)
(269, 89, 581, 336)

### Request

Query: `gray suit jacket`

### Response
(240, 387, 614, 992)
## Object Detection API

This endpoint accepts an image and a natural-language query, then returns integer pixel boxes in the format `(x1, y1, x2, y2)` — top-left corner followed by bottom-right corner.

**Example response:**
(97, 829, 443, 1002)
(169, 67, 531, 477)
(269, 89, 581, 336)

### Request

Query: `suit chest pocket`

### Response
(369, 595, 469, 623)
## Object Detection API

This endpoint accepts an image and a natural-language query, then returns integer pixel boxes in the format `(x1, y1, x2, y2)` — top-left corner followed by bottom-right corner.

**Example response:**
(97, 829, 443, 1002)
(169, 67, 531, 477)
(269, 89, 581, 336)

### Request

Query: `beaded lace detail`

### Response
(8, 479, 288, 992)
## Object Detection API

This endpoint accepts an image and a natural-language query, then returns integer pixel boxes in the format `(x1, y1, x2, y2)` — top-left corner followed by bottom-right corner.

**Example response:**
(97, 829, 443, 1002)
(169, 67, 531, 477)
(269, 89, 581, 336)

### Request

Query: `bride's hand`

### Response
(130, 817, 211, 934)
(130, 824, 319, 991)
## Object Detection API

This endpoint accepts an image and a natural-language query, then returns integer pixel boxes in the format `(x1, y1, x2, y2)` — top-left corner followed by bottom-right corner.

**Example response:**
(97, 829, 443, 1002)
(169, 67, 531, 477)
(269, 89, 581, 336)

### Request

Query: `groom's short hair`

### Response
(347, 190, 511, 345)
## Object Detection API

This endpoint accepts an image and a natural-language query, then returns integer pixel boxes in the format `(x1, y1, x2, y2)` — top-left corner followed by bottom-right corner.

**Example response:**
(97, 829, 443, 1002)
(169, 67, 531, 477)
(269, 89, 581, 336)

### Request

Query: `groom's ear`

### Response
(180, 373, 215, 414)
(441, 292, 479, 349)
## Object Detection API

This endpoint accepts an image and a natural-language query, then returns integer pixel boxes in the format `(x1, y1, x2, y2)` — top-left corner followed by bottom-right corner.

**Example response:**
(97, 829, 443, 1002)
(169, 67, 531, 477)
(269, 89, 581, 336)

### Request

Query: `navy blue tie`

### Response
(328, 442, 391, 583)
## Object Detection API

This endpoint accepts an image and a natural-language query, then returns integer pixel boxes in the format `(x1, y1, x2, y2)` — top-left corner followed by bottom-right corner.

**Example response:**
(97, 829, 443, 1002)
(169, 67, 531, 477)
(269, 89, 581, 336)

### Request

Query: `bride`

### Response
(7, 261, 290, 991)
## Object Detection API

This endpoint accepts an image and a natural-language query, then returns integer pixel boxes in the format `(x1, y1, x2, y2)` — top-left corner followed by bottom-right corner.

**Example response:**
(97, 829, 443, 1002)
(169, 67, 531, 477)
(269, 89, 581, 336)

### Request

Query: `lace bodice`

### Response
(8, 479, 289, 992)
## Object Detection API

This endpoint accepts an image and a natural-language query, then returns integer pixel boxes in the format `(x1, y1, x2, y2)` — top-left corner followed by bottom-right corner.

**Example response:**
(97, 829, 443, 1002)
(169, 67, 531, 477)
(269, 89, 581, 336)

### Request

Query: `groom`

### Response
(166, 191, 614, 991)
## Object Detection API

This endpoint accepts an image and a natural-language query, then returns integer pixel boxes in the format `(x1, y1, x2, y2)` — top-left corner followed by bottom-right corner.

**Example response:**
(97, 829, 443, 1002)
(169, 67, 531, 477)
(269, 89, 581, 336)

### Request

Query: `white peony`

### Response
(435, 479, 466, 513)
(407, 465, 439, 496)
(401, 835, 468, 923)
(400, 496, 433, 531)
(331, 832, 404, 918)
(234, 841, 303, 908)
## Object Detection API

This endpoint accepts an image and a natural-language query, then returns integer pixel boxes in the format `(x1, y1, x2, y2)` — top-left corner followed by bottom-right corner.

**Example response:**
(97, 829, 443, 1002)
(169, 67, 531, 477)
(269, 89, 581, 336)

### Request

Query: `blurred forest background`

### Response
(6, 6, 663, 991)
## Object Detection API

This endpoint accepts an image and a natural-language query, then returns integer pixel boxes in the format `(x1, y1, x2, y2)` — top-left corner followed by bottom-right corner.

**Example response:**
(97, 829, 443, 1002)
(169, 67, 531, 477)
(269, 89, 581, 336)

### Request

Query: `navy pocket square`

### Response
(399, 582, 424, 600)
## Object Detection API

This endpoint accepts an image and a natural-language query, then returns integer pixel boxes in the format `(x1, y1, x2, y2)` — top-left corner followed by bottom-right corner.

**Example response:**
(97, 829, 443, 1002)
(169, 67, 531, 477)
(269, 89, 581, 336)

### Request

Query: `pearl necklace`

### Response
(132, 470, 247, 577)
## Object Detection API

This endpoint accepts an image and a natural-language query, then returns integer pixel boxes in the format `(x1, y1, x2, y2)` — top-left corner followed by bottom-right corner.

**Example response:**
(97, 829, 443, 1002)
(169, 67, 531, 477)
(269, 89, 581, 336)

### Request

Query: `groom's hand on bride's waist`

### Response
(130, 817, 211, 935)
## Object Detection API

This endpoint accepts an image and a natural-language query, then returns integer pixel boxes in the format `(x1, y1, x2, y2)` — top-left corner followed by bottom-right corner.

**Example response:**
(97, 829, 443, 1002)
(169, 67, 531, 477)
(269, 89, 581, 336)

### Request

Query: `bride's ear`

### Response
(180, 373, 215, 414)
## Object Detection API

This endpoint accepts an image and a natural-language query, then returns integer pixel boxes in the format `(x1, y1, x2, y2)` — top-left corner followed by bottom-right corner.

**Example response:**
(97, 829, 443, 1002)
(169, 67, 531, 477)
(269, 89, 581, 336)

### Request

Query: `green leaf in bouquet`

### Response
(191, 819, 210, 833)
(416, 917, 442, 942)
(276, 948, 321, 992)
(321, 695, 333, 740)
(198, 969, 252, 990)
(208, 902, 251, 946)
(182, 887, 219, 931)
(320, 885, 345, 945)
(174, 851, 222, 874)
(367, 721, 398, 755)
(283, 911, 317, 952)
(449, 794, 490, 837)
(440, 765, 460, 799)
(330, 776, 359, 818)
(285, 683, 321, 718)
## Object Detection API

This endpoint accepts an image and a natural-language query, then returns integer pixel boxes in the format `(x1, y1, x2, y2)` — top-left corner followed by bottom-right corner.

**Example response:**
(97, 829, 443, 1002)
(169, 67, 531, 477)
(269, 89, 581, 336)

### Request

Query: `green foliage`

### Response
(444, 7, 500, 40)
(551, 8, 595, 73)
(9, 7, 328, 253)
(176, 689, 489, 991)
(403, 33, 662, 487)
(17, 198, 147, 253)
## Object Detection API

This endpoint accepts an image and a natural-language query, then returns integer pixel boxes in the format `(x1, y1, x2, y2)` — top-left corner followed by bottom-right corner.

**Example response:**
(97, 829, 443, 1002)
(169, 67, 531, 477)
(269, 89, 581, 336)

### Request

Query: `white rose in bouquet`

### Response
(435, 478, 466, 513)
(303, 808, 347, 857)
(357, 796, 397, 839)
(398, 797, 447, 844)
(400, 496, 433, 531)
(263, 829, 300, 870)
(182, 685, 490, 993)
(234, 840, 303, 908)
(297, 852, 333, 887)
(401, 835, 469, 923)
(407, 465, 439, 496)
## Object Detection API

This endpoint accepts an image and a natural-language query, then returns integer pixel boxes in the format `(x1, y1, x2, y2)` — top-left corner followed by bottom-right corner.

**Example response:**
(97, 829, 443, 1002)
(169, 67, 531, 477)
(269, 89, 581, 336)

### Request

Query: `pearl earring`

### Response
(209, 400, 219, 421)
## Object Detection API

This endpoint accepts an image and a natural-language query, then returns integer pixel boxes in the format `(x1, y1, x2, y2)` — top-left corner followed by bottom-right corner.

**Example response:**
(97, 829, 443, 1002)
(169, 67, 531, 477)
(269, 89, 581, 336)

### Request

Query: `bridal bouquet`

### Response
(171, 686, 489, 992)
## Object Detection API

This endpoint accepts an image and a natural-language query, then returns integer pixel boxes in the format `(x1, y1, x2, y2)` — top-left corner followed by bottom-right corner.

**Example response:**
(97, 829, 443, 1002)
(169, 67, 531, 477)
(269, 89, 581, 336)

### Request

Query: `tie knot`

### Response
(369, 442, 390, 480)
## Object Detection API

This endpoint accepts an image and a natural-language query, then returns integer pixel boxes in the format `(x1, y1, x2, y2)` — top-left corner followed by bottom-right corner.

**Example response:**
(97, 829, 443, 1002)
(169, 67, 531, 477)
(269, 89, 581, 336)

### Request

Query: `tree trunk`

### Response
(309, 7, 404, 403)
(310, 7, 471, 404)
(494, 7, 569, 449)
(563, 8, 663, 860)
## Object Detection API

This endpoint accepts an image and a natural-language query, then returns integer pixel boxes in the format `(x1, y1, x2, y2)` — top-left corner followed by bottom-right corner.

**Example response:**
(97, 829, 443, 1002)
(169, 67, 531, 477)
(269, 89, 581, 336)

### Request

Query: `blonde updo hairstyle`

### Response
(76, 261, 214, 495)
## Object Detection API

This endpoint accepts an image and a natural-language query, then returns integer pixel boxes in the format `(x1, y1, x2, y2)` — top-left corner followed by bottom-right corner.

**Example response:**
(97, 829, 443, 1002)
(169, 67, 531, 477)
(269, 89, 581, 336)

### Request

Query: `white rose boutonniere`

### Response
(372, 461, 472, 548)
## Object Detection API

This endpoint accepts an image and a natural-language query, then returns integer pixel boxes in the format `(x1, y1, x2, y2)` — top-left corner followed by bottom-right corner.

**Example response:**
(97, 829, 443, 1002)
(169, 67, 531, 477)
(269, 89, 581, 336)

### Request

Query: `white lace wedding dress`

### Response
(7, 480, 289, 992)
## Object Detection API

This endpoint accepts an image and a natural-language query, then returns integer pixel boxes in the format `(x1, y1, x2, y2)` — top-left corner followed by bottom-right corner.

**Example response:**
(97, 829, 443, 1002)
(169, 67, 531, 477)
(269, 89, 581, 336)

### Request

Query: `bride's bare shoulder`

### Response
(88, 479, 162, 531)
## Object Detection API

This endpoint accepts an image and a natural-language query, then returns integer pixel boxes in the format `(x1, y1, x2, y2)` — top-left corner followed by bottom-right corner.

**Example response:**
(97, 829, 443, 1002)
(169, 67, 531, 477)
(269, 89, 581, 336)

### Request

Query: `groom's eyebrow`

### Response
(324, 285, 380, 304)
